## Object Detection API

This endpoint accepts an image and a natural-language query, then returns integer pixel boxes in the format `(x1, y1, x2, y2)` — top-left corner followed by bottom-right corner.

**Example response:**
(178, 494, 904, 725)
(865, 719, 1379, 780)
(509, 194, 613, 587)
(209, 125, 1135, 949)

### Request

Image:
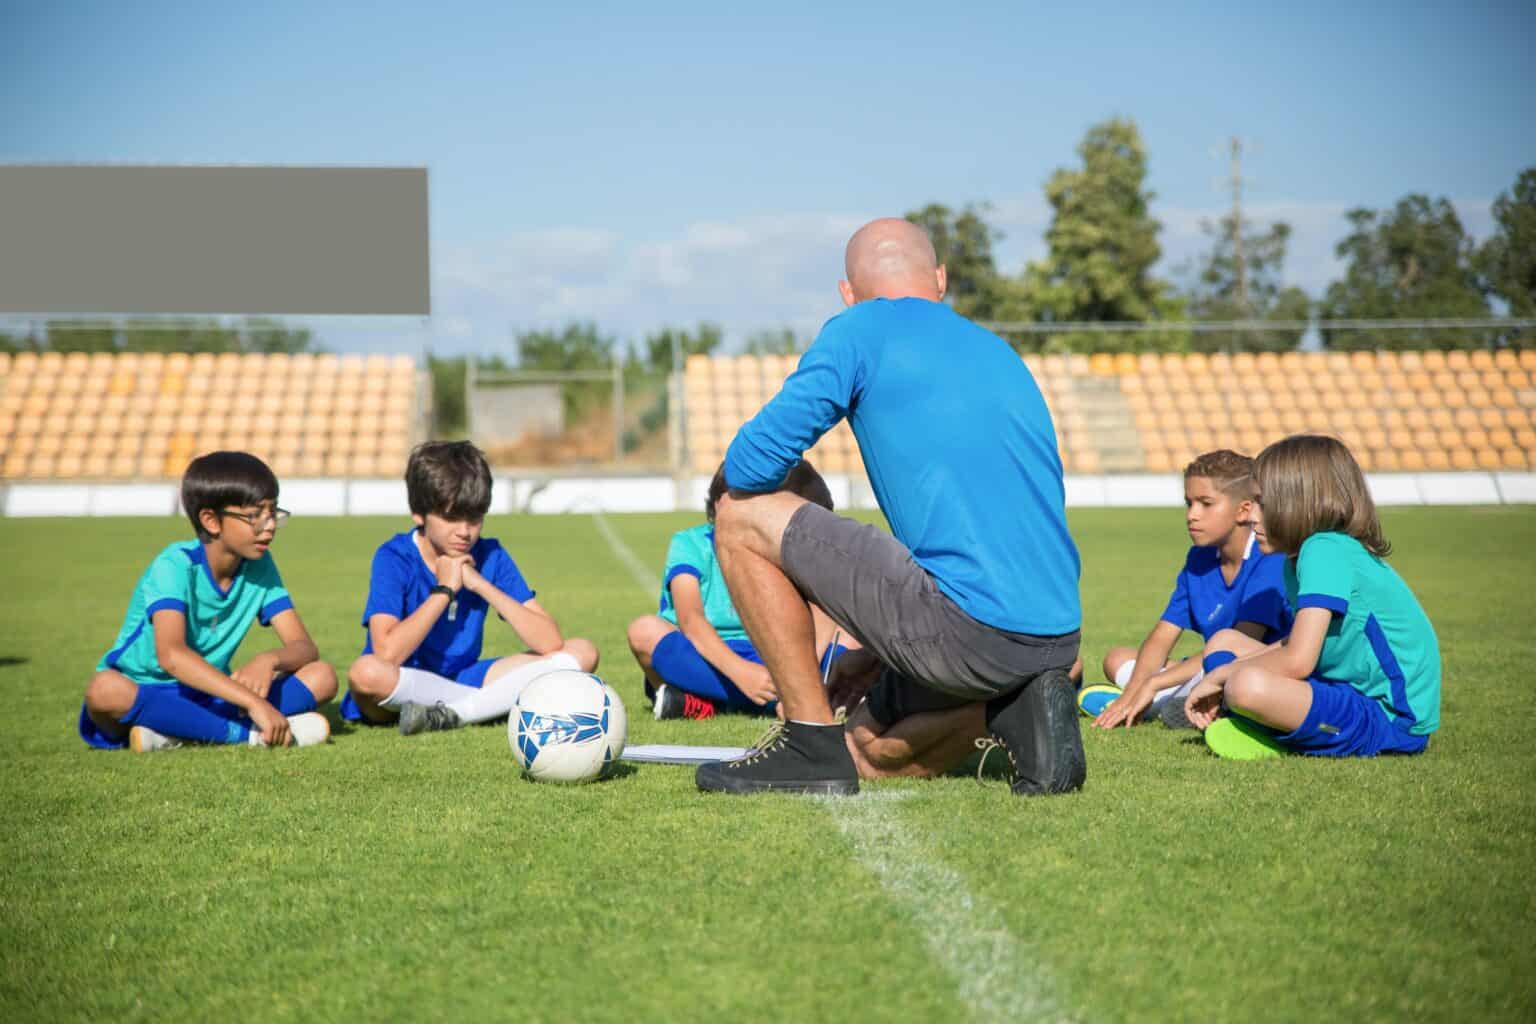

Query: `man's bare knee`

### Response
(84, 671, 137, 716)
(714, 490, 806, 566)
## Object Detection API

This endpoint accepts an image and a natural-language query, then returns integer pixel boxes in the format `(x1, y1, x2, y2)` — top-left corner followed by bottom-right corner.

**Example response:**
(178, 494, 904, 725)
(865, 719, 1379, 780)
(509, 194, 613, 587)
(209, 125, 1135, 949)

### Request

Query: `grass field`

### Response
(3, 506, 1535, 1022)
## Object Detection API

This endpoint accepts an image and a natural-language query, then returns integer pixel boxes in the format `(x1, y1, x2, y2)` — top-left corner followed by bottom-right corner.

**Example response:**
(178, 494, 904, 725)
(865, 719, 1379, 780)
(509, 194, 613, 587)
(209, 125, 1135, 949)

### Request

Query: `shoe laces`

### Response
(972, 735, 1018, 787)
(735, 720, 788, 766)
(682, 693, 717, 720)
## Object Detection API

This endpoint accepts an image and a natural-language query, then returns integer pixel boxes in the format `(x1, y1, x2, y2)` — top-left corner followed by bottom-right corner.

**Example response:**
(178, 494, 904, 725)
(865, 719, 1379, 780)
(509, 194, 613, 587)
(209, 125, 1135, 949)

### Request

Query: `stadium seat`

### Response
(1375, 449, 1403, 471)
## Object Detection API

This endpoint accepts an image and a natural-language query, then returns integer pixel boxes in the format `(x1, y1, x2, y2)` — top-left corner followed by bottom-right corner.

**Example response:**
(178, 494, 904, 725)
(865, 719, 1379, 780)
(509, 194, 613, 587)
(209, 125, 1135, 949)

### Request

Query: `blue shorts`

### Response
(338, 657, 500, 723)
(78, 673, 314, 750)
(1271, 677, 1429, 758)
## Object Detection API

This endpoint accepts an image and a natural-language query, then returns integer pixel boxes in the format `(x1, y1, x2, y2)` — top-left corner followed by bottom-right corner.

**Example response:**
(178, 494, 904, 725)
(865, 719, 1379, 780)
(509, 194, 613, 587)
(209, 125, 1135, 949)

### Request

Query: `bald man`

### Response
(695, 218, 1084, 797)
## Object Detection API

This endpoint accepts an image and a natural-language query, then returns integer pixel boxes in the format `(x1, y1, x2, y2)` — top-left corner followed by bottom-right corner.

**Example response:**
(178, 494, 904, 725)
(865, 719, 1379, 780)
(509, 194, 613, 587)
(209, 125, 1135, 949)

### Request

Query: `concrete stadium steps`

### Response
(1064, 375, 1144, 473)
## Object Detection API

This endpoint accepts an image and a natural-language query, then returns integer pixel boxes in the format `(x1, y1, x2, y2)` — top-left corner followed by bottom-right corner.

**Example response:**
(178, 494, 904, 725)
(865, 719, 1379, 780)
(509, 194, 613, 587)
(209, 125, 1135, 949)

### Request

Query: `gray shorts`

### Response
(780, 502, 1079, 728)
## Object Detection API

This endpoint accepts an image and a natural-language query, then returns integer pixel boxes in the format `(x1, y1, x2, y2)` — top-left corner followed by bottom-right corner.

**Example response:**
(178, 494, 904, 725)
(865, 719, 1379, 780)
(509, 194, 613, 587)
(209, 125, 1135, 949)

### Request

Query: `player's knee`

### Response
(84, 671, 136, 716)
(626, 616, 665, 659)
(564, 637, 599, 672)
(297, 661, 339, 704)
(1102, 647, 1134, 681)
(347, 655, 397, 699)
(1204, 629, 1247, 657)
(1225, 666, 1268, 711)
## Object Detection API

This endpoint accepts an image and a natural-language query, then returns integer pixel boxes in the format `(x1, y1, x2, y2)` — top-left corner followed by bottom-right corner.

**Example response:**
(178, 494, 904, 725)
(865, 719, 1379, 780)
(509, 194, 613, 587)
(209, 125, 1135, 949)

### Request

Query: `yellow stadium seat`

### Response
(1446, 351, 1471, 371)
(28, 455, 59, 478)
(1470, 350, 1494, 370)
(1420, 449, 1448, 470)
(1376, 449, 1403, 471)
(13, 352, 40, 374)
(1403, 408, 1429, 430)
(1517, 350, 1536, 371)
(1088, 353, 1115, 376)
(1474, 448, 1500, 470)
(39, 352, 64, 372)
(1144, 450, 1174, 472)
(1516, 429, 1536, 449)
(1411, 429, 1437, 450)
(1066, 354, 1091, 376)
(1113, 353, 1138, 375)
(1499, 449, 1527, 469)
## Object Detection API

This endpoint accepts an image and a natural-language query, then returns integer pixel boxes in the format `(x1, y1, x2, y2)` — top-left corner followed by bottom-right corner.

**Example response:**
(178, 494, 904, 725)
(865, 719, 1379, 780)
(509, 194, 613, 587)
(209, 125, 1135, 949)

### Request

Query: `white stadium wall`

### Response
(2, 471, 1534, 518)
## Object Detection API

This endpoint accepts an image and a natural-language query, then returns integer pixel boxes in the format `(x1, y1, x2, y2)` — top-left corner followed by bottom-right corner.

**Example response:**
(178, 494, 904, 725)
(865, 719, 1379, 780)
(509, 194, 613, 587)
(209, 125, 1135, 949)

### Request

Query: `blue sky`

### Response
(3, 1, 1532, 353)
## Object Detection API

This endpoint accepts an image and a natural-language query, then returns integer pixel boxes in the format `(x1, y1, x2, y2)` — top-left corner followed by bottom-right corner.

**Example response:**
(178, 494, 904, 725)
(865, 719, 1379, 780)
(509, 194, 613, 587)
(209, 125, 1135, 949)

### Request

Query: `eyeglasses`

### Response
(220, 506, 291, 530)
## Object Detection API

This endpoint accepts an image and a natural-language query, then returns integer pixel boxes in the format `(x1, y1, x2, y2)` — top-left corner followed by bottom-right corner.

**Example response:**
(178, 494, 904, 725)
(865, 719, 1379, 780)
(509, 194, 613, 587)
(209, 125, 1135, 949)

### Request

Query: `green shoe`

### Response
(1204, 716, 1287, 760)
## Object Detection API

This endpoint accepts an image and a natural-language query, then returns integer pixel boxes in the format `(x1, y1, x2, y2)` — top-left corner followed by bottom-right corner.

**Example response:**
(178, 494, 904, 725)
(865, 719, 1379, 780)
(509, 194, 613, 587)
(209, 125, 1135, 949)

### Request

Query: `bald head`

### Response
(839, 218, 947, 306)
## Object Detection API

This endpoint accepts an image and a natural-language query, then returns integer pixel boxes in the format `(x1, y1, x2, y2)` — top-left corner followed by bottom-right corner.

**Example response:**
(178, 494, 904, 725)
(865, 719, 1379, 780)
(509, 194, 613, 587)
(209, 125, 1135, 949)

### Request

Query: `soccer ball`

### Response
(508, 670, 627, 784)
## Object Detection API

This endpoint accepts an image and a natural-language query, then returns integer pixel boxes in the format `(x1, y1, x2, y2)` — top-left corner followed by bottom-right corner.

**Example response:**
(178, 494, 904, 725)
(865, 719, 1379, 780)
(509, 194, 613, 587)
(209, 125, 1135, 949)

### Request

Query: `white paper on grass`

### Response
(621, 744, 751, 765)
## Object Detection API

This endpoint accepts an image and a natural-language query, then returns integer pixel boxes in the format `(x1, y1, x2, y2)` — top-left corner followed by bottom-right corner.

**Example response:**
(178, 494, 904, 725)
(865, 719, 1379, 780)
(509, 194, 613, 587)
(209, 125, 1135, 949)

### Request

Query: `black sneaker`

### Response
(981, 668, 1086, 796)
(695, 719, 859, 795)
(398, 701, 463, 736)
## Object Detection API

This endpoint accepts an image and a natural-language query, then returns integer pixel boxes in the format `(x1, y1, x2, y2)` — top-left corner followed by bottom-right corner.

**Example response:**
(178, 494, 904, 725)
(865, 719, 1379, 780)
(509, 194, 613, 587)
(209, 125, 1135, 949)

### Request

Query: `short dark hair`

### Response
(705, 458, 834, 522)
(1184, 449, 1256, 500)
(406, 441, 493, 520)
(182, 451, 279, 540)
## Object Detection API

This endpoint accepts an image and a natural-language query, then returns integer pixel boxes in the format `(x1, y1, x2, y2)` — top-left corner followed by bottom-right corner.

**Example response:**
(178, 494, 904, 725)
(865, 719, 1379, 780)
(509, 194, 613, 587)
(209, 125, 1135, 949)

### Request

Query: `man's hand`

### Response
(826, 648, 882, 713)
(435, 554, 474, 591)
(733, 663, 779, 706)
(247, 700, 291, 747)
(231, 652, 280, 699)
(1184, 675, 1226, 730)
(1092, 687, 1152, 730)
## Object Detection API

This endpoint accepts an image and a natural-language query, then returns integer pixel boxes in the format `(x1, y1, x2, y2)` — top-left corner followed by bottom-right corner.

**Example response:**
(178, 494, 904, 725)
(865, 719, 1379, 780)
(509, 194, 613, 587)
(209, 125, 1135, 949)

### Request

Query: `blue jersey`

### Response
(357, 530, 535, 677)
(97, 541, 293, 685)
(724, 298, 1080, 636)
(1160, 532, 1291, 642)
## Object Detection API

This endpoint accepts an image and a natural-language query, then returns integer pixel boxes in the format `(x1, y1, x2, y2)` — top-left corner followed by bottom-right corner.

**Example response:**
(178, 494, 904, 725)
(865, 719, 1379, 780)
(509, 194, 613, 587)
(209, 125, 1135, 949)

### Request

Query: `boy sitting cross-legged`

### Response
(79, 451, 337, 752)
(1088, 449, 1292, 730)
(626, 459, 853, 720)
(343, 441, 598, 734)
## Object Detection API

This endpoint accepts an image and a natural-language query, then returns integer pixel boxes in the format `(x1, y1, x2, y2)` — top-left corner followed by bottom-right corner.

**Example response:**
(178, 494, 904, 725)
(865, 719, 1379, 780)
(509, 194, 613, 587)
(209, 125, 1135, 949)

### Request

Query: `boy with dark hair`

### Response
(1086, 449, 1292, 729)
(343, 441, 598, 733)
(627, 459, 852, 719)
(80, 451, 336, 751)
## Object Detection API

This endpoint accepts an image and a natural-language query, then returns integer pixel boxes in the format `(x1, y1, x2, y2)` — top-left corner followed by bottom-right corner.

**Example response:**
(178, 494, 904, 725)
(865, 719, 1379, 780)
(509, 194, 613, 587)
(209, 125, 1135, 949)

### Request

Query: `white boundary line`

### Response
(591, 511, 1073, 1023)
(821, 792, 1071, 1023)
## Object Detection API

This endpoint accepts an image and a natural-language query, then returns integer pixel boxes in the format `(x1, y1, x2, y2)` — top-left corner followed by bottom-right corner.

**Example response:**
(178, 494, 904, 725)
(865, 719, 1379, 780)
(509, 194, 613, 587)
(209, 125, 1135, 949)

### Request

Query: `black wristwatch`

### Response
(429, 584, 455, 600)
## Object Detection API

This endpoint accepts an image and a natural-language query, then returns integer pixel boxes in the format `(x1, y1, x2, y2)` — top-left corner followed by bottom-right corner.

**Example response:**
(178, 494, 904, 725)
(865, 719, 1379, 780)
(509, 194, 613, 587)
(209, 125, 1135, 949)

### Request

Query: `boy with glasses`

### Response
(79, 451, 336, 751)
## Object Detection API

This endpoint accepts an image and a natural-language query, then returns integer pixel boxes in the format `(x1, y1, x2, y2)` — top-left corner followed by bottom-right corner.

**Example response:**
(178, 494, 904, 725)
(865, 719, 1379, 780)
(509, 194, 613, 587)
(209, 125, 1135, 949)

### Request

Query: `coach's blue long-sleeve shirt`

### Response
(724, 297, 1081, 636)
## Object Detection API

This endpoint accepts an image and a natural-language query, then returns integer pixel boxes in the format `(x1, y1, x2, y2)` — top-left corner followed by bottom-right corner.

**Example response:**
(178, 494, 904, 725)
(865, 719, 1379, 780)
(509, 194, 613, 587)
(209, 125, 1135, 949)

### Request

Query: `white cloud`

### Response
(420, 197, 1499, 356)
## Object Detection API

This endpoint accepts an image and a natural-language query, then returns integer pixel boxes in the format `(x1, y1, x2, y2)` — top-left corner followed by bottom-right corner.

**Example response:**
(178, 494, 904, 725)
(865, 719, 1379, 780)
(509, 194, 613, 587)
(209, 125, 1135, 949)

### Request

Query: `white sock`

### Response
(447, 652, 582, 725)
(1145, 669, 1204, 717)
(1114, 660, 1135, 688)
(382, 667, 480, 709)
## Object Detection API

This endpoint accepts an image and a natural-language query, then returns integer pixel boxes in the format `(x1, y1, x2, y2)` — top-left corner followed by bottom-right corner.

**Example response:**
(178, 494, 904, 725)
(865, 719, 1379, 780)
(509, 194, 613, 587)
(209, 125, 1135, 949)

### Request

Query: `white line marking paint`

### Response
(820, 792, 1071, 1023)
(591, 511, 659, 594)
(593, 512, 1072, 1023)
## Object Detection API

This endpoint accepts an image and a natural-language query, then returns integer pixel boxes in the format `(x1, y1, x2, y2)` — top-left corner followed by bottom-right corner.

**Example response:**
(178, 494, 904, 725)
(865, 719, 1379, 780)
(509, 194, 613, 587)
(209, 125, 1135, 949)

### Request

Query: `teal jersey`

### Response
(1284, 532, 1440, 735)
(657, 524, 746, 640)
(97, 541, 294, 686)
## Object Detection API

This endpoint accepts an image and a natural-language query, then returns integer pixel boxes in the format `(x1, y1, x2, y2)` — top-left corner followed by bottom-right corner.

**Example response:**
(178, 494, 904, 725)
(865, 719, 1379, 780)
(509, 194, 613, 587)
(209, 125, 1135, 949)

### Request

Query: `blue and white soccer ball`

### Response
(508, 670, 627, 784)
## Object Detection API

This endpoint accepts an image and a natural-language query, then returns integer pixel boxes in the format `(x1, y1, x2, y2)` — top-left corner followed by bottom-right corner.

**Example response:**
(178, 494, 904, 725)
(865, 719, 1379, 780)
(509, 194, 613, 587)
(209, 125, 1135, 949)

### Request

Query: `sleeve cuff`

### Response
(259, 596, 294, 626)
(1296, 593, 1349, 615)
(146, 598, 188, 617)
(664, 565, 703, 588)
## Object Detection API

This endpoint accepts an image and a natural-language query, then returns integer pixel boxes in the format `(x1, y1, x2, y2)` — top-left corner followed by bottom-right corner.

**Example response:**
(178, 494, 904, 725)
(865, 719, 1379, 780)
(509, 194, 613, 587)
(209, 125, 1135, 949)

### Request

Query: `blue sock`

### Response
(266, 674, 318, 715)
(1203, 650, 1238, 675)
(651, 631, 763, 710)
(122, 686, 249, 744)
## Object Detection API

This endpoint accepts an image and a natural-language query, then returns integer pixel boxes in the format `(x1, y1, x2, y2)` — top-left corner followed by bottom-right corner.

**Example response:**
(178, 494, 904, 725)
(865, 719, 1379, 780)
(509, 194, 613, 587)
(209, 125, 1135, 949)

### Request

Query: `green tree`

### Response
(640, 323, 722, 373)
(1318, 195, 1489, 349)
(1181, 214, 1311, 352)
(1021, 118, 1182, 352)
(240, 317, 315, 354)
(904, 203, 1009, 320)
(741, 327, 807, 357)
(516, 322, 614, 371)
(1474, 167, 1536, 320)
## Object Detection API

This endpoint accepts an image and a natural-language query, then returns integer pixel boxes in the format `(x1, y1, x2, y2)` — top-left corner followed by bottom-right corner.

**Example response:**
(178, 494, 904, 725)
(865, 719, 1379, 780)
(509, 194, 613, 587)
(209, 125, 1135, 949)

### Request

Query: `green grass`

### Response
(2, 507, 1534, 1022)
